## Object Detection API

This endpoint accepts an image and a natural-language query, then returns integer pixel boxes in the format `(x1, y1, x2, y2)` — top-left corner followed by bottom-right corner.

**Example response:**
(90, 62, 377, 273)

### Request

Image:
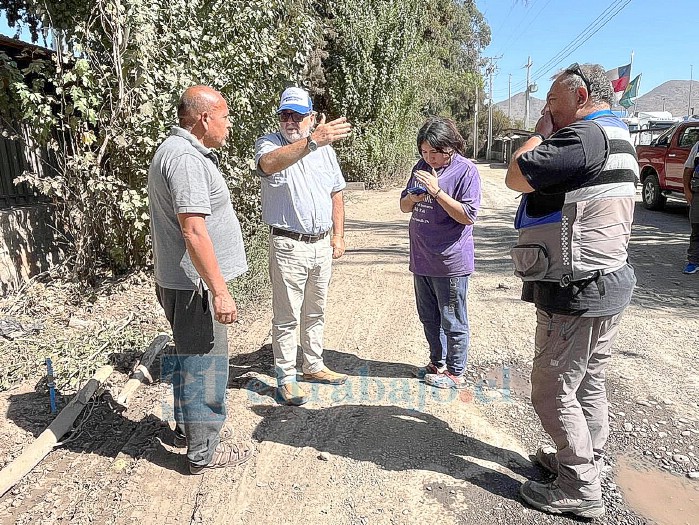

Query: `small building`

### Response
(490, 128, 533, 164)
(0, 35, 60, 295)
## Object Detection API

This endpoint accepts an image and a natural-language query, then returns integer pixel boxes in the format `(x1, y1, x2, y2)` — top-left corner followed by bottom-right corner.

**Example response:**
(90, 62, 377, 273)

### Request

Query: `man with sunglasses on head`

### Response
(505, 64, 639, 518)
(255, 87, 352, 406)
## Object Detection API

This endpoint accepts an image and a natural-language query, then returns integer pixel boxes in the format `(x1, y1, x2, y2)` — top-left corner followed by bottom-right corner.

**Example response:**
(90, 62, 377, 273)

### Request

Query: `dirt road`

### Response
(1, 163, 698, 525)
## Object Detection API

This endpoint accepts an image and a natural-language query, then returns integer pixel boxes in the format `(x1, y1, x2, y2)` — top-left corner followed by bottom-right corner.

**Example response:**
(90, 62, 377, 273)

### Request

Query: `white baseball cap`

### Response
(277, 87, 313, 114)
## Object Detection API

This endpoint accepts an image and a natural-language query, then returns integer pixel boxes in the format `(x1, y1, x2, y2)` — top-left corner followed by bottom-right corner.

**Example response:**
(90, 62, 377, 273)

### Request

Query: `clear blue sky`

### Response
(1, 2, 691, 106)
(476, 0, 692, 103)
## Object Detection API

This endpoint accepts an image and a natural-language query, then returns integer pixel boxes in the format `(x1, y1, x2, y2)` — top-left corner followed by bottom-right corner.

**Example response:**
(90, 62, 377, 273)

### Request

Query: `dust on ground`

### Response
(0, 162, 697, 525)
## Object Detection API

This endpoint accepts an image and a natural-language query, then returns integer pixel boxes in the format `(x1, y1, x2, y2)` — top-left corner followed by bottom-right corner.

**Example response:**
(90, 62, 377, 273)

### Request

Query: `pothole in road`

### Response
(616, 455, 699, 525)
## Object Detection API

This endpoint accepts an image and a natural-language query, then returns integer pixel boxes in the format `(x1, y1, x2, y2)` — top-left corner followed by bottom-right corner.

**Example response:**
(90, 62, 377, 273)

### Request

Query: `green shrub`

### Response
(0, 0, 490, 277)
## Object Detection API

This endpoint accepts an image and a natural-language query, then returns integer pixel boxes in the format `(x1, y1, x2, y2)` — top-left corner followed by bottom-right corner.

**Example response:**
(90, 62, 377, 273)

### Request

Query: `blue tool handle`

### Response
(46, 358, 57, 414)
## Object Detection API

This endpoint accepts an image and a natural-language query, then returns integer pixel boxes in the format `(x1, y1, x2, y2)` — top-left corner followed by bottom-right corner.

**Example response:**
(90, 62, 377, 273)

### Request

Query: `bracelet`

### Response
(433, 188, 443, 199)
(531, 133, 546, 141)
(332, 234, 344, 238)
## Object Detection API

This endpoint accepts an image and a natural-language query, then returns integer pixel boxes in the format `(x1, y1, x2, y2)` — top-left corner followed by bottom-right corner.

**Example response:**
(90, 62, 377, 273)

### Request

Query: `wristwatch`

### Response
(307, 135, 318, 152)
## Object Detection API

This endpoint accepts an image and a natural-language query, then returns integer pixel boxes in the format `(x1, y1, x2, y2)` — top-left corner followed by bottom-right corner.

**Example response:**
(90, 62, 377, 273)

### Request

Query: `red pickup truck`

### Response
(636, 120, 699, 209)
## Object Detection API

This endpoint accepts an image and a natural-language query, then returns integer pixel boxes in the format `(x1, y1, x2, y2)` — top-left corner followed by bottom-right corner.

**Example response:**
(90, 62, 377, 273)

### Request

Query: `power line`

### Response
(527, 0, 625, 81)
(496, 0, 551, 57)
(490, 1, 518, 38)
(530, 0, 632, 83)
(509, 0, 632, 92)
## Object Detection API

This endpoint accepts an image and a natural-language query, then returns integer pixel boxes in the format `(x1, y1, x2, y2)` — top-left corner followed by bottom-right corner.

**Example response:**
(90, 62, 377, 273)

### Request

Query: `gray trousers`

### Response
(156, 285, 229, 466)
(531, 309, 622, 500)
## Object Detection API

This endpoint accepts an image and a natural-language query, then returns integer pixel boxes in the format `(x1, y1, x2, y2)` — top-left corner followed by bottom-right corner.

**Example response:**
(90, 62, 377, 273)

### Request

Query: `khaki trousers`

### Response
(269, 234, 333, 386)
(531, 309, 623, 500)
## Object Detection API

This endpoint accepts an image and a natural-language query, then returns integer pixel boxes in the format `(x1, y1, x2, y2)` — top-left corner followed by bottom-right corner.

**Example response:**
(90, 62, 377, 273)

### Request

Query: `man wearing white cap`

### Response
(255, 87, 352, 405)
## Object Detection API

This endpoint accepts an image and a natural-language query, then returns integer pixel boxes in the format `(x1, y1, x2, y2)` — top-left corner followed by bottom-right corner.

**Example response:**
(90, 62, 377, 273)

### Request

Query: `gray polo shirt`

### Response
(148, 127, 247, 290)
(255, 132, 346, 234)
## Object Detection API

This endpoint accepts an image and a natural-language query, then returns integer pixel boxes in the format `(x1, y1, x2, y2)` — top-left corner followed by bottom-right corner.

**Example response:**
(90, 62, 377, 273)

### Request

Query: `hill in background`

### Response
(495, 80, 699, 122)
(633, 80, 699, 116)
(494, 92, 545, 126)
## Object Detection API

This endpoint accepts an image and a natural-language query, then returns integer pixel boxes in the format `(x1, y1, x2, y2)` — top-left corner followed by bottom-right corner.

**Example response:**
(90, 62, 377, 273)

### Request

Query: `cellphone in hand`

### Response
(407, 186, 427, 195)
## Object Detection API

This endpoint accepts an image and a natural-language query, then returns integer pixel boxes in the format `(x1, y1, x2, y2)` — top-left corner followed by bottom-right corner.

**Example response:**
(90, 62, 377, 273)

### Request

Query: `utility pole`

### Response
(689, 65, 694, 118)
(486, 65, 494, 160)
(473, 83, 479, 159)
(508, 73, 512, 120)
(524, 56, 532, 129)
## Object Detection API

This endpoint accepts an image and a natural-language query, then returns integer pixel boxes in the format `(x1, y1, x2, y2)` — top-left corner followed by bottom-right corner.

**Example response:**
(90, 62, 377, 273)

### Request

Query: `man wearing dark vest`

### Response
(505, 63, 638, 518)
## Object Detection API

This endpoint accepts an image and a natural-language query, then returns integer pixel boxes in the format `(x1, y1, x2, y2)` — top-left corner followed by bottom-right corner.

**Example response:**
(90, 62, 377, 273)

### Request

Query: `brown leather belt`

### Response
(271, 227, 330, 243)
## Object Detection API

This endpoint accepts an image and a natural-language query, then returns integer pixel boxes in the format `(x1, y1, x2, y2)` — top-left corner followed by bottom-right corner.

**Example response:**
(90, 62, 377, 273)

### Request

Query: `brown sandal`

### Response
(174, 422, 236, 448)
(189, 440, 255, 474)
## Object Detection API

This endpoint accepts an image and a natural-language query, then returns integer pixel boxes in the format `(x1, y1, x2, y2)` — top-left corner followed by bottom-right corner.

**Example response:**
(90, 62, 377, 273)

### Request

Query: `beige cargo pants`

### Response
(269, 234, 333, 386)
(531, 308, 623, 500)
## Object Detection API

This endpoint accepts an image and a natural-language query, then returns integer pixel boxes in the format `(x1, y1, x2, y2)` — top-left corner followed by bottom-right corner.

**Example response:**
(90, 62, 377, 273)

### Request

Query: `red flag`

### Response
(606, 63, 632, 99)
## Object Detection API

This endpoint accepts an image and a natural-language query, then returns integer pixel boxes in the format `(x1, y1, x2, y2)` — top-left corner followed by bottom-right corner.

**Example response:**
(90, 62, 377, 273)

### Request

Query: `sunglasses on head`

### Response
(565, 63, 592, 95)
(278, 111, 311, 123)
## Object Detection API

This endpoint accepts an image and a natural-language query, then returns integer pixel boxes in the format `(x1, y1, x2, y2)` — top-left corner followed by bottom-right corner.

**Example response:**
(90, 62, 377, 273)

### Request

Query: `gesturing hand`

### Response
(311, 114, 352, 147)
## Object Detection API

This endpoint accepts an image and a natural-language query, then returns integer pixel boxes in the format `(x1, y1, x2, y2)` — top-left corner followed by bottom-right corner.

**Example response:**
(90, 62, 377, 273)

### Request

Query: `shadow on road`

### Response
(629, 202, 698, 310)
(251, 403, 541, 504)
(4, 390, 188, 474)
(473, 214, 519, 274)
(228, 344, 419, 403)
(345, 218, 408, 237)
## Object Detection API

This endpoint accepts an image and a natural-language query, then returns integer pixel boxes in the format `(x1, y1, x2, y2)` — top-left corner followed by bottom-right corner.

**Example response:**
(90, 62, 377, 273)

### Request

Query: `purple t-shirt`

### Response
(400, 154, 481, 277)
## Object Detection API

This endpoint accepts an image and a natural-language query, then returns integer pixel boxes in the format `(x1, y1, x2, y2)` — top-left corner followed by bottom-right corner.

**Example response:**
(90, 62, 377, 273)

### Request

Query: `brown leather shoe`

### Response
(189, 440, 255, 475)
(276, 383, 309, 405)
(302, 367, 348, 385)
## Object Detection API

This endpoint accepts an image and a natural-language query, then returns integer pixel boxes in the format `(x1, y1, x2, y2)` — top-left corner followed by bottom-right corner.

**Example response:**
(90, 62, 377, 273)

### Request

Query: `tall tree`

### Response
(0, 0, 491, 276)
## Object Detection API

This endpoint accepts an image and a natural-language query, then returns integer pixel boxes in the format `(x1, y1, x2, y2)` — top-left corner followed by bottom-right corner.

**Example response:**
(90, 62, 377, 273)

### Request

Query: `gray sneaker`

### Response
(519, 480, 605, 518)
(413, 363, 446, 379)
(189, 440, 255, 475)
(534, 446, 558, 474)
(173, 422, 236, 448)
(534, 447, 605, 478)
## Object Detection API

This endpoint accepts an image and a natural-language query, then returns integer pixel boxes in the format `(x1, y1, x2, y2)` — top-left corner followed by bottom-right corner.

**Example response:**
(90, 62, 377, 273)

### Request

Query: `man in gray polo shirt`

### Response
(148, 85, 254, 474)
(255, 87, 352, 405)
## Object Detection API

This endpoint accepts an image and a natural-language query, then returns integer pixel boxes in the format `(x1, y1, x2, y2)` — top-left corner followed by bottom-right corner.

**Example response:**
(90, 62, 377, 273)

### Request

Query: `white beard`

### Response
(280, 127, 310, 144)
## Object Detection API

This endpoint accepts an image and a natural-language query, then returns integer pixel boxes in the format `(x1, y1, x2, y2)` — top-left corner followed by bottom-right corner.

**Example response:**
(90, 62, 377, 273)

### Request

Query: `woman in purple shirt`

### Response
(399, 117, 482, 389)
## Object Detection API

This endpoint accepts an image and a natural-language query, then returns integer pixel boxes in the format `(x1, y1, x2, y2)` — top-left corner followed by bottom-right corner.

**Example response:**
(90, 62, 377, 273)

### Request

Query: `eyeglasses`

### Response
(278, 111, 311, 123)
(565, 63, 592, 95)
